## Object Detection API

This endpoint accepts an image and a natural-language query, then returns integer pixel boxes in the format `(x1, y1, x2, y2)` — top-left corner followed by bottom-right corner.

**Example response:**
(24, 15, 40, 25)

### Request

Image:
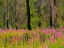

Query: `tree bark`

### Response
(50, 0, 52, 28)
(53, 0, 57, 28)
(54, 0, 56, 6)
(7, 0, 9, 29)
(3, 2, 6, 29)
(37, 0, 41, 27)
(14, 0, 18, 30)
(26, 0, 31, 30)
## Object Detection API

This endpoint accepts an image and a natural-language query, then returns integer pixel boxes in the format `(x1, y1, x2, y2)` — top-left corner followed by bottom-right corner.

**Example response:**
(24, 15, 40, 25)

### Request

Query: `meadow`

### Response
(0, 28, 64, 48)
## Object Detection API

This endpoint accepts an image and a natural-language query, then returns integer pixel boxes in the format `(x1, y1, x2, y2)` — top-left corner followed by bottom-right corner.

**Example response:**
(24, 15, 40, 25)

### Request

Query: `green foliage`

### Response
(0, 1, 3, 6)
(43, 22, 49, 28)
(0, 0, 64, 29)
(0, 23, 4, 28)
(23, 24, 27, 29)
(31, 16, 39, 29)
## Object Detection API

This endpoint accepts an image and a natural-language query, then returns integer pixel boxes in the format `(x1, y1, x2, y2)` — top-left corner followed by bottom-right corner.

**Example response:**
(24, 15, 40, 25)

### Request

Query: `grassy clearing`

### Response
(0, 28, 64, 48)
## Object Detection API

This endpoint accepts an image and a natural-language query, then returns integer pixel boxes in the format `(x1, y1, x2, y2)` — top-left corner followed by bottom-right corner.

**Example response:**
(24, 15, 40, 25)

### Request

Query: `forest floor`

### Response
(0, 28, 64, 48)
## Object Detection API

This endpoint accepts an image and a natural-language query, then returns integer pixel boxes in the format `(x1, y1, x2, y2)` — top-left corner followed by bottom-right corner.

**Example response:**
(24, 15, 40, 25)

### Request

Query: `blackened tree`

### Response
(6, 0, 9, 29)
(37, 0, 41, 27)
(26, 0, 31, 30)
(50, 0, 52, 28)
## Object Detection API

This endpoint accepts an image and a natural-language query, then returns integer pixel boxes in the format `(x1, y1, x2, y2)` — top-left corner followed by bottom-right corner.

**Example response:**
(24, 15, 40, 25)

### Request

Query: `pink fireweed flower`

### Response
(54, 39, 57, 43)
(49, 35, 54, 40)
(7, 29, 15, 32)
(55, 31, 62, 38)
(1, 29, 5, 33)
(44, 29, 50, 35)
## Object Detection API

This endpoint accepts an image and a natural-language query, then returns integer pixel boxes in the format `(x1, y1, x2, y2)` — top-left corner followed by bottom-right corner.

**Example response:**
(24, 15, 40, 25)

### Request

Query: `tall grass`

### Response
(0, 28, 64, 48)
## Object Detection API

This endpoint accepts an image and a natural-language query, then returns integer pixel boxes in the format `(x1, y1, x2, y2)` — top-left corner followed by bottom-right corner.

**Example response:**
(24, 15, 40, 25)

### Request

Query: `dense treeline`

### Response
(0, 0, 64, 30)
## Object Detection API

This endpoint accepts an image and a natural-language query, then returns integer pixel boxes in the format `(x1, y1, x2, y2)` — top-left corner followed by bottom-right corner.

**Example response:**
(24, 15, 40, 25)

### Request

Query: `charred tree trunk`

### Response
(4, 10, 5, 29)
(7, 20, 9, 29)
(54, 0, 56, 6)
(26, 0, 31, 30)
(37, 0, 41, 27)
(53, 0, 57, 28)
(14, 0, 18, 30)
(50, 0, 52, 28)
(7, 0, 9, 29)
(3, 3, 6, 29)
